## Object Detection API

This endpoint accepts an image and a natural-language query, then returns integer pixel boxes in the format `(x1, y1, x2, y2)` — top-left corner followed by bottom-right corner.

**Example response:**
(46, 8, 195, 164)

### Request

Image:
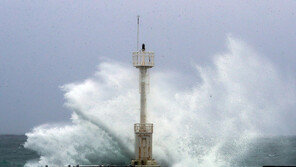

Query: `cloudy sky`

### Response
(1, 0, 296, 134)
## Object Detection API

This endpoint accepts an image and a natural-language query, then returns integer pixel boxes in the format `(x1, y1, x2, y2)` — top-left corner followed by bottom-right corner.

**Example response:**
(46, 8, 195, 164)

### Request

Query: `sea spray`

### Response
(24, 36, 296, 167)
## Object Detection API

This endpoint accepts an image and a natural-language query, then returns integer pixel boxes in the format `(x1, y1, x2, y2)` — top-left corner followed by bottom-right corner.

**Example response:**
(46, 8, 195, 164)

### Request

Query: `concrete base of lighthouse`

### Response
(131, 160, 160, 167)
(132, 123, 160, 167)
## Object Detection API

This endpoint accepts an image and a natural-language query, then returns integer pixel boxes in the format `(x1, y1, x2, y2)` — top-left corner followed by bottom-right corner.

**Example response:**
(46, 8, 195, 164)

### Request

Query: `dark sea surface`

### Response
(0, 135, 295, 167)
(0, 135, 38, 167)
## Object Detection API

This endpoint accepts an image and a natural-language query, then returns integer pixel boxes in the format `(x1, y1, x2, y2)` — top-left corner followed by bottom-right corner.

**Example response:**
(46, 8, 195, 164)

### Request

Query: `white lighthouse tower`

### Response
(131, 16, 159, 167)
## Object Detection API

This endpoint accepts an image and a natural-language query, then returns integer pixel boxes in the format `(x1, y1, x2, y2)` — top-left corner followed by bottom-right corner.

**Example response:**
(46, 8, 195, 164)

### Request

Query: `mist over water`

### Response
(24, 37, 296, 167)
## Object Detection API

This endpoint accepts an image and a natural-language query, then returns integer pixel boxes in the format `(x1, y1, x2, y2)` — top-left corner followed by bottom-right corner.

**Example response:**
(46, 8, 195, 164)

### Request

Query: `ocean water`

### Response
(0, 135, 38, 167)
(1, 135, 296, 167)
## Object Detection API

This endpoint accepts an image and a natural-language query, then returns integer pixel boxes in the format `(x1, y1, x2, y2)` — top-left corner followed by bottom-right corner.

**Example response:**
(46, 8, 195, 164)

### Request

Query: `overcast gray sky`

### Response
(1, 0, 296, 134)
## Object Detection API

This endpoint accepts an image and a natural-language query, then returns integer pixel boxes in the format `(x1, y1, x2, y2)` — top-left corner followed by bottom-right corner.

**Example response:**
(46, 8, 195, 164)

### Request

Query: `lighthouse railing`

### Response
(133, 51, 154, 67)
(134, 123, 153, 133)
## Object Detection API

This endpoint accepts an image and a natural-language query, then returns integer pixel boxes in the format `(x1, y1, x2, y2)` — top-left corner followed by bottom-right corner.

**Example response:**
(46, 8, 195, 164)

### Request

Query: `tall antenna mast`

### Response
(137, 15, 140, 51)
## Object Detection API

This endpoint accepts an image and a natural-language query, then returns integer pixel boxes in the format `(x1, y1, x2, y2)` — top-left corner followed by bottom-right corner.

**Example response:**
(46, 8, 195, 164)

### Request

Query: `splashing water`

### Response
(24, 37, 296, 167)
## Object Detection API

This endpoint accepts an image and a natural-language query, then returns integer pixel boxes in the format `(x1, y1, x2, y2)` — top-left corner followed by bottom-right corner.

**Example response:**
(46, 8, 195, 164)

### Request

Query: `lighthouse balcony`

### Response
(134, 123, 153, 133)
(133, 51, 154, 67)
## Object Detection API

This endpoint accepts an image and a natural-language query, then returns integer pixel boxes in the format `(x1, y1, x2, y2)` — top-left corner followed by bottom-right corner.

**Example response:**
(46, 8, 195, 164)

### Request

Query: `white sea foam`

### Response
(24, 36, 296, 167)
